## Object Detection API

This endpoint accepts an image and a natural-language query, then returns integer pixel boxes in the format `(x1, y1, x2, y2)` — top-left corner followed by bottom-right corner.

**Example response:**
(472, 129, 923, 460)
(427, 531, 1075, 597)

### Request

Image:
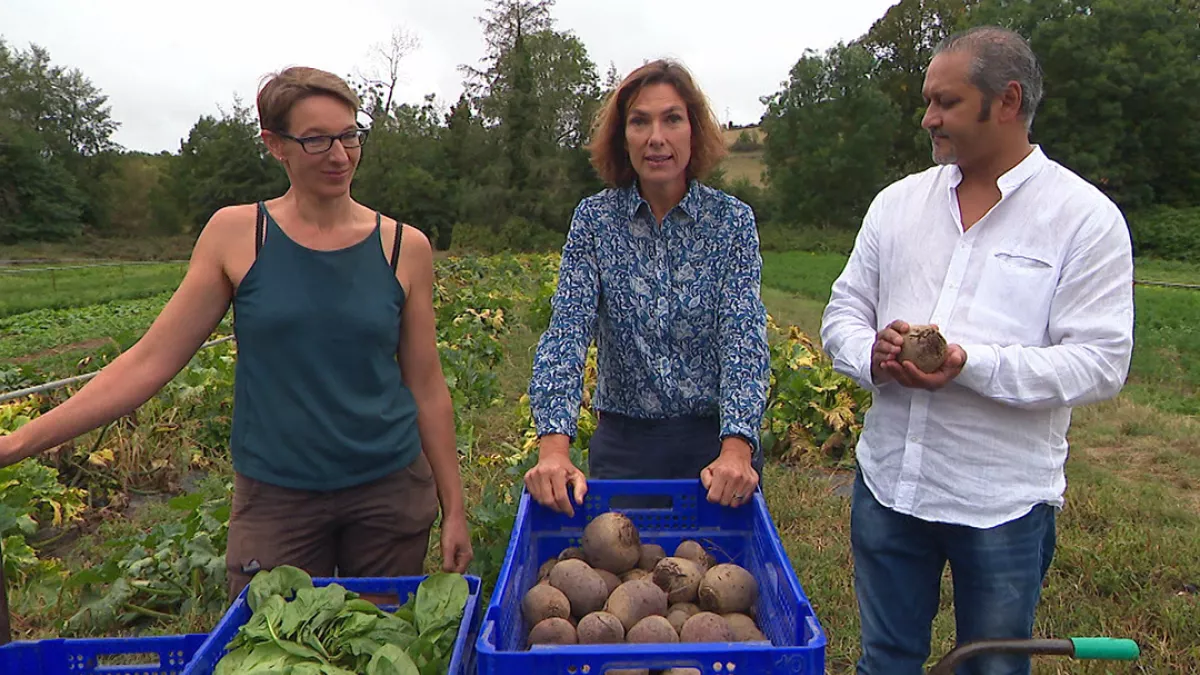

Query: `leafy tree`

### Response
(965, 0, 1200, 207)
(459, 0, 603, 232)
(0, 118, 86, 242)
(761, 43, 903, 228)
(856, 0, 974, 174)
(0, 39, 118, 159)
(0, 38, 118, 239)
(163, 99, 288, 230)
(94, 152, 180, 236)
(353, 95, 456, 244)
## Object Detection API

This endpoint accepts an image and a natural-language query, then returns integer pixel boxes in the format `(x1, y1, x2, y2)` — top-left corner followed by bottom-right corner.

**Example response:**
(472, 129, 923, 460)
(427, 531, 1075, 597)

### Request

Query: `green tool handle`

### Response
(929, 637, 1140, 674)
(1071, 637, 1141, 660)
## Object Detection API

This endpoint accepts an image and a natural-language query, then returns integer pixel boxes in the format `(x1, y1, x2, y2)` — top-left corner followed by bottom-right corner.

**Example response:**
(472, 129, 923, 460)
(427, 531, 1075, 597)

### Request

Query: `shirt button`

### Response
(909, 435, 919, 443)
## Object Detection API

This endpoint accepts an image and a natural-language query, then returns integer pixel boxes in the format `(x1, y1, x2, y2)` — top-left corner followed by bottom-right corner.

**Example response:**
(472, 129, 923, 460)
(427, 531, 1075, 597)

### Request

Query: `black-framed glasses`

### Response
(276, 127, 369, 154)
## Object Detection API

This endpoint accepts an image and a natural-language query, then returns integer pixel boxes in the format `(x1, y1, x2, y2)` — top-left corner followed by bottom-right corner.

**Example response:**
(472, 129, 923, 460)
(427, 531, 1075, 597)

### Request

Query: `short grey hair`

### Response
(933, 26, 1044, 132)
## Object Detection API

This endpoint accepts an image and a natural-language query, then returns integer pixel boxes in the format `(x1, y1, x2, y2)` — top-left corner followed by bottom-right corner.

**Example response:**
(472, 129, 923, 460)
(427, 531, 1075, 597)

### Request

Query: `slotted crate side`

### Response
(750, 487, 826, 663)
(0, 634, 208, 675)
(497, 494, 538, 654)
(476, 479, 827, 675)
(182, 575, 481, 675)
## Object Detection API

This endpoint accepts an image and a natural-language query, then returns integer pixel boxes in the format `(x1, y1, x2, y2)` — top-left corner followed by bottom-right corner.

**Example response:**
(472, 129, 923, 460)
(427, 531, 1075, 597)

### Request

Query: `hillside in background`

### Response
(719, 125, 766, 187)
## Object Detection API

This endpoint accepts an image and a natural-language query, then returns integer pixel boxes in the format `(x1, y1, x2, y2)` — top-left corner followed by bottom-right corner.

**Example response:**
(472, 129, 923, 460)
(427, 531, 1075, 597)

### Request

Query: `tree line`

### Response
(2, 0, 1198, 256)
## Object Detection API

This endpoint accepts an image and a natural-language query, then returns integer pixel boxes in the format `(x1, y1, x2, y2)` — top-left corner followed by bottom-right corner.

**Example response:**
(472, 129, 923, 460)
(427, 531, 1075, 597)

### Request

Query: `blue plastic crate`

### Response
(182, 574, 482, 675)
(0, 633, 208, 675)
(475, 479, 827, 675)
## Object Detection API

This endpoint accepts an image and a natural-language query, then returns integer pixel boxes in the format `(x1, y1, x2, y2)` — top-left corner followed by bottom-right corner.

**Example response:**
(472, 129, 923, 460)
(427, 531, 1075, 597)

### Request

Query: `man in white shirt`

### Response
(820, 25, 1134, 675)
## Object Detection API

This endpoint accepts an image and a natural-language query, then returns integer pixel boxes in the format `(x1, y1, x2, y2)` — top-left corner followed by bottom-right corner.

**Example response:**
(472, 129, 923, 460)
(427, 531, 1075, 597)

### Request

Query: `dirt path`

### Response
(10, 337, 115, 364)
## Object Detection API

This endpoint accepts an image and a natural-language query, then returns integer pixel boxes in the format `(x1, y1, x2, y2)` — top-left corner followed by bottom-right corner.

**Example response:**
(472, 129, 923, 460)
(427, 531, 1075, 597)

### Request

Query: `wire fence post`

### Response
(0, 539, 9, 644)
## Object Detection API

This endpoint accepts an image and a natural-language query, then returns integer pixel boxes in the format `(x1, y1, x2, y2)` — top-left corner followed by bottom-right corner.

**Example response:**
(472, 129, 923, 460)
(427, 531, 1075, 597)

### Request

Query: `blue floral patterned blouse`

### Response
(528, 179, 770, 453)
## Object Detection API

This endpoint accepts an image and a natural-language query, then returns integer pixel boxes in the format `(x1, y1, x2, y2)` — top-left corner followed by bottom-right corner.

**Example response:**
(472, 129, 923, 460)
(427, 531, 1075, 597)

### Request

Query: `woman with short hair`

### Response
(0, 66, 473, 598)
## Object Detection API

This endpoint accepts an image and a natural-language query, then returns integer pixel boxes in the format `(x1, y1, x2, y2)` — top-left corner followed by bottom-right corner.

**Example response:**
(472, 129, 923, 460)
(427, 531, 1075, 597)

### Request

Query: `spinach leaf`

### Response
(247, 565, 314, 612)
(415, 573, 469, 635)
(367, 644, 420, 675)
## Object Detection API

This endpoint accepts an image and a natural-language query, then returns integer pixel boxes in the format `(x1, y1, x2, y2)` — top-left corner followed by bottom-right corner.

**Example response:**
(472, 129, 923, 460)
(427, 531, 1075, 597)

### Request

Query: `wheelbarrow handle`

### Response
(928, 637, 1139, 675)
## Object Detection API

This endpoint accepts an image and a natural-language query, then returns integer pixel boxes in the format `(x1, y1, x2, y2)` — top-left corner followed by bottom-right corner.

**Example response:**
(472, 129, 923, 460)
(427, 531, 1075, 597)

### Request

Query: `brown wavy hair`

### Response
(256, 66, 360, 134)
(587, 59, 727, 188)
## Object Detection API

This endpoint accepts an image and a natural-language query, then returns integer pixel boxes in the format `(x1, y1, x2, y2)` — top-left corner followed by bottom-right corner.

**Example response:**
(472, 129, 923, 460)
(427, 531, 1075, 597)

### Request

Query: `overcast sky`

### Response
(1, 0, 899, 154)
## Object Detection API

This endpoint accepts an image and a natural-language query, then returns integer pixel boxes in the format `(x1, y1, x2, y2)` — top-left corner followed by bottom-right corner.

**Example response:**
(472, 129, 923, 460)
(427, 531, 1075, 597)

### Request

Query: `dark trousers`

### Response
(588, 411, 764, 506)
(225, 454, 438, 601)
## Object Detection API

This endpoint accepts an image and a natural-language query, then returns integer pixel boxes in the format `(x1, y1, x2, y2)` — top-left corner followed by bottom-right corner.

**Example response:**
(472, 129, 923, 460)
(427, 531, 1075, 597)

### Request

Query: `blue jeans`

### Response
(851, 470, 1057, 675)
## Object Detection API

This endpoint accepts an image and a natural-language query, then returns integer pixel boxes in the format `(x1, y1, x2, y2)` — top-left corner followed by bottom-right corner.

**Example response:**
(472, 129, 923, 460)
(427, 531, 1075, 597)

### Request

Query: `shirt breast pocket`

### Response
(969, 251, 1059, 346)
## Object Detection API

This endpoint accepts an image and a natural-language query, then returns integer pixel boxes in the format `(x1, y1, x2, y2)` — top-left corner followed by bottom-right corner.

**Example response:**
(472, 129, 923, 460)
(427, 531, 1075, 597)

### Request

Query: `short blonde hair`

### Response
(256, 66, 360, 133)
(587, 59, 727, 188)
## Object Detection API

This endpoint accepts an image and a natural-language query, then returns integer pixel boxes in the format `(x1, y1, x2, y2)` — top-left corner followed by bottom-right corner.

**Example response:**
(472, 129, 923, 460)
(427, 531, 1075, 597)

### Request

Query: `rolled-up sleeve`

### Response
(529, 203, 600, 439)
(717, 204, 770, 451)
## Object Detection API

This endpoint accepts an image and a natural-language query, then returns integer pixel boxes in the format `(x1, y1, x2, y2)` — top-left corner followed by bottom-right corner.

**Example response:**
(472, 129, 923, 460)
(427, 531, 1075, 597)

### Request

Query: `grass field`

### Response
(0, 248, 1195, 673)
(0, 262, 187, 318)
(0, 234, 198, 262)
(721, 125, 766, 147)
(719, 151, 767, 187)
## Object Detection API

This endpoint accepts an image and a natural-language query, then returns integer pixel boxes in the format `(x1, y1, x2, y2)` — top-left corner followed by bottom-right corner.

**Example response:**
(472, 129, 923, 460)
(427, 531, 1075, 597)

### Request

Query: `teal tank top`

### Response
(229, 202, 422, 491)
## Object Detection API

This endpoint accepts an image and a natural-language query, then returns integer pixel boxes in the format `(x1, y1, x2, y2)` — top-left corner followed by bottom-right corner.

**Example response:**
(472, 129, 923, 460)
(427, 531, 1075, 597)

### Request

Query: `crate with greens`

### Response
(184, 565, 481, 675)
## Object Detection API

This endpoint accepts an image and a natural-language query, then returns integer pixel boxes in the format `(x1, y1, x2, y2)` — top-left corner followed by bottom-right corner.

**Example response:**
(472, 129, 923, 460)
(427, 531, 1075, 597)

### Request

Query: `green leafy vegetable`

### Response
(215, 566, 470, 675)
(247, 565, 313, 613)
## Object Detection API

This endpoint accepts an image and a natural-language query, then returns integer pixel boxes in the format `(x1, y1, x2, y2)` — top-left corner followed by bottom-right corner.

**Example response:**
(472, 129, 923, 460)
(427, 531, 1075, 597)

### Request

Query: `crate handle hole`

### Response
(608, 495, 674, 510)
(96, 652, 160, 667)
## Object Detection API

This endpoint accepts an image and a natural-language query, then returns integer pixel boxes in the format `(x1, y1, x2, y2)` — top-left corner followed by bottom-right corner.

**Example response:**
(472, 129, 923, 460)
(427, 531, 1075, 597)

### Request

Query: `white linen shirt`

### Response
(821, 146, 1134, 528)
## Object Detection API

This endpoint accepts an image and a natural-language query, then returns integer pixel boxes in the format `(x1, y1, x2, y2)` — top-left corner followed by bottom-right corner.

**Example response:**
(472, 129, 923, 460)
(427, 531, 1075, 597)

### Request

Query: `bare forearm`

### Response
(537, 433, 570, 458)
(7, 351, 171, 461)
(416, 388, 466, 518)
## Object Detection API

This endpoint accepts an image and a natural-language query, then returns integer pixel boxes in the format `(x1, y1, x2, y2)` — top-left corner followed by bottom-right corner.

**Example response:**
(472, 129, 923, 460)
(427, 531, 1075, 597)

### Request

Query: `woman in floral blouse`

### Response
(524, 59, 771, 516)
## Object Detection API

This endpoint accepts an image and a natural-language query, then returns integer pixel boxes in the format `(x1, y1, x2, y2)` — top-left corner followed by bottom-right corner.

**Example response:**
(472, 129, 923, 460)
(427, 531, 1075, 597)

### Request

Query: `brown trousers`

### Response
(225, 452, 440, 600)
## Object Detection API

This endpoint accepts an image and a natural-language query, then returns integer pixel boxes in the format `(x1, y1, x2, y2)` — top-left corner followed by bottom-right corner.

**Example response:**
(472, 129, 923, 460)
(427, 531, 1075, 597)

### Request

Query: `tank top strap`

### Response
(388, 214, 404, 273)
(255, 201, 266, 258)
